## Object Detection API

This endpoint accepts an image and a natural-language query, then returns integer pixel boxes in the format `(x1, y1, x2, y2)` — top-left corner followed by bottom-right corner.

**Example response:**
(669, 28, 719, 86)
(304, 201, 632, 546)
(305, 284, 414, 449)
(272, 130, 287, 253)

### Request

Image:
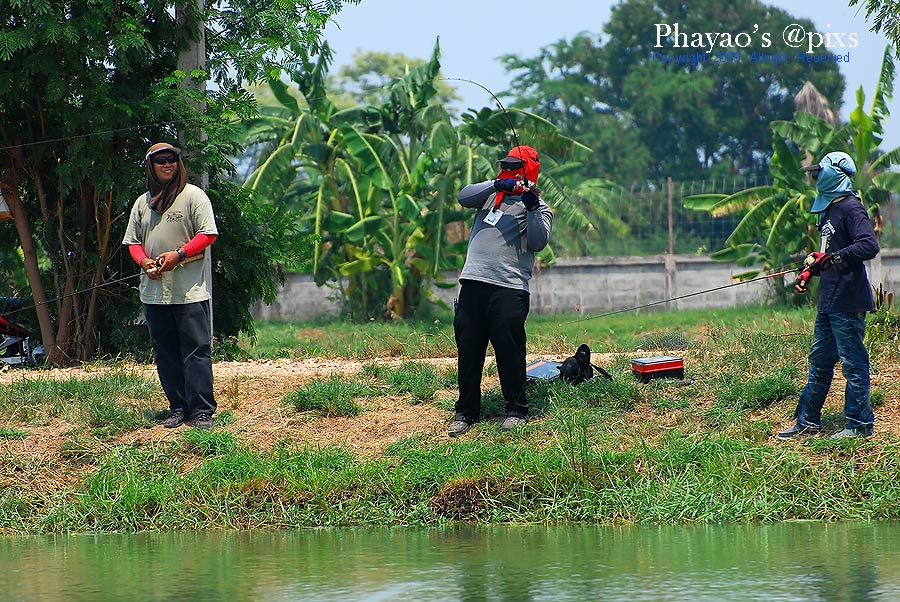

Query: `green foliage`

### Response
(86, 396, 147, 436)
(502, 1, 844, 183)
(633, 331, 690, 352)
(209, 179, 317, 340)
(327, 49, 462, 110)
(0, 0, 355, 362)
(686, 48, 900, 302)
(851, 1, 900, 51)
(866, 284, 900, 346)
(243, 40, 596, 319)
(282, 374, 375, 416)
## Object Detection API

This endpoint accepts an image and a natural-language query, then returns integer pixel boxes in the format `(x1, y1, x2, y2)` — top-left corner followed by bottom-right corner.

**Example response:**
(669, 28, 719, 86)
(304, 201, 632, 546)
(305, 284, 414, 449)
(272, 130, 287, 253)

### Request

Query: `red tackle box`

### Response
(631, 356, 684, 383)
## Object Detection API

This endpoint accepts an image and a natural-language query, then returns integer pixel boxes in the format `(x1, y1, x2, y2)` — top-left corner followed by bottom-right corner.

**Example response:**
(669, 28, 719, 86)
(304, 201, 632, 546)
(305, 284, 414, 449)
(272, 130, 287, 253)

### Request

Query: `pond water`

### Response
(3, 522, 899, 601)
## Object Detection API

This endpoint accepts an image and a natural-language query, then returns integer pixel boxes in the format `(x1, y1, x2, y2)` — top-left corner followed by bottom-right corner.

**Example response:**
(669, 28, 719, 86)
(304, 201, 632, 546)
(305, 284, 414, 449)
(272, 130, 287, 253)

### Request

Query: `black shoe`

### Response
(830, 426, 874, 440)
(502, 416, 528, 431)
(776, 423, 821, 440)
(190, 413, 215, 430)
(448, 419, 473, 438)
(163, 410, 185, 429)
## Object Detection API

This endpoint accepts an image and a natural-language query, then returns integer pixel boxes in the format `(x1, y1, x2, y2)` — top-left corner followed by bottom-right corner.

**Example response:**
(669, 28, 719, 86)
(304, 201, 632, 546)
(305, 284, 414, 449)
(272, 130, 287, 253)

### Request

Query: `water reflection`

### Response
(2, 523, 900, 601)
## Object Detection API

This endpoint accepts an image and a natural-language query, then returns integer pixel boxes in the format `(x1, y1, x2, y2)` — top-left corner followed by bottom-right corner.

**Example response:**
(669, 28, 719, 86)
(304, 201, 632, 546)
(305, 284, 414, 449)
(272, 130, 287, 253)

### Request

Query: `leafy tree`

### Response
(501, 0, 845, 183)
(685, 48, 900, 302)
(0, 0, 356, 364)
(850, 0, 900, 52)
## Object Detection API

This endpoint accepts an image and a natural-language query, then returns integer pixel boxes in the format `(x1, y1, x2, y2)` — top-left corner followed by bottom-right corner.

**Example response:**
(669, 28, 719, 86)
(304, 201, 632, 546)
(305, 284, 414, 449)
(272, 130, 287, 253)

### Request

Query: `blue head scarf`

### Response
(809, 151, 857, 214)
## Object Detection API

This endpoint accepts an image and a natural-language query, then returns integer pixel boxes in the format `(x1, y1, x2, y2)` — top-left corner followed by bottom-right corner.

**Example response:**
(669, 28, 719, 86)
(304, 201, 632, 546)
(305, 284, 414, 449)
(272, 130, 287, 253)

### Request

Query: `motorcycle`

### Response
(0, 297, 45, 366)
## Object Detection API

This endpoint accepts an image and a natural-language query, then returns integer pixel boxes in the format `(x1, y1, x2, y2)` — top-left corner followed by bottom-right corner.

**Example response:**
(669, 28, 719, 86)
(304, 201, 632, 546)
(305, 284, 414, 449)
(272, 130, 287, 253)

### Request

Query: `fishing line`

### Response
(0, 254, 204, 320)
(557, 265, 802, 326)
(443, 77, 521, 150)
(0, 123, 178, 152)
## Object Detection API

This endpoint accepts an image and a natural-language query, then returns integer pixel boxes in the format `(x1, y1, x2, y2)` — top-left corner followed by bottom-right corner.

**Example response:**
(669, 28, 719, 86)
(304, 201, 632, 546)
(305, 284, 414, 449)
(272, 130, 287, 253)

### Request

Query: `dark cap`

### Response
(801, 163, 820, 171)
(145, 142, 182, 162)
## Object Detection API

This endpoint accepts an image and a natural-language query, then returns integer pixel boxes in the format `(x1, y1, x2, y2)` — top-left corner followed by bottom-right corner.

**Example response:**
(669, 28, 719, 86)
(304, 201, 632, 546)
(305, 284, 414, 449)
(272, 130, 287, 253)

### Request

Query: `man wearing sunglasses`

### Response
(123, 142, 219, 430)
(777, 151, 879, 440)
(449, 145, 552, 436)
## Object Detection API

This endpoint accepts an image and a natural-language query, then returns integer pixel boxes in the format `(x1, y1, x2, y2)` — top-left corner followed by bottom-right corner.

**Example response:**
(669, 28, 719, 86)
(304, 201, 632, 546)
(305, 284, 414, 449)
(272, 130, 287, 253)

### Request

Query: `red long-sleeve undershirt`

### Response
(128, 233, 217, 264)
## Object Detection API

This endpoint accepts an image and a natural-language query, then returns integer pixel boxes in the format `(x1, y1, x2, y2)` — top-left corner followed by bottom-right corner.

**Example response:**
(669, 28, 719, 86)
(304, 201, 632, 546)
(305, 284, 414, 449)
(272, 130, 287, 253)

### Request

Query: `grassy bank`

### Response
(2, 305, 900, 533)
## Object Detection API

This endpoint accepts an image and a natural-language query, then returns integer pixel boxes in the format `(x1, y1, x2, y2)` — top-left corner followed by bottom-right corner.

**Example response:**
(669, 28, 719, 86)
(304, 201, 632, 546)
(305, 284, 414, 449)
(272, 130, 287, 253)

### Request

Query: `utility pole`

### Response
(176, 0, 208, 189)
(176, 0, 212, 334)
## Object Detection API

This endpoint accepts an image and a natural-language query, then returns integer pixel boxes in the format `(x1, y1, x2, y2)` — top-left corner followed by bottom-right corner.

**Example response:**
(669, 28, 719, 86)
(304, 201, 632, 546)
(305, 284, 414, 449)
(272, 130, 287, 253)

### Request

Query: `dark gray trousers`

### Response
(144, 300, 216, 419)
(454, 280, 530, 423)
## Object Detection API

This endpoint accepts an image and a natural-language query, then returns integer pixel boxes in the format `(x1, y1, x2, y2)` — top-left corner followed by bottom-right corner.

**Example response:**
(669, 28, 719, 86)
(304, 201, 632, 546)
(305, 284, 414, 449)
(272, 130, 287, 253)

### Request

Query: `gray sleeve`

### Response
(526, 201, 553, 251)
(458, 180, 496, 208)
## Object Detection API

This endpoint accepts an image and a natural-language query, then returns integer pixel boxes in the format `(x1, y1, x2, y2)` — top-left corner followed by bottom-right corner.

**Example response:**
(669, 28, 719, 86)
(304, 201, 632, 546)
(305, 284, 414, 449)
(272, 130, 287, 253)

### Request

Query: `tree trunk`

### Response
(3, 185, 62, 364)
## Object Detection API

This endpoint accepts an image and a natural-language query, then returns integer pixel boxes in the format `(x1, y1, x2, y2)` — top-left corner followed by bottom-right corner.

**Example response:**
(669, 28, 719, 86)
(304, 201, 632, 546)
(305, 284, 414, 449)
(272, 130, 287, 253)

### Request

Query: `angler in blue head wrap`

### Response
(808, 151, 858, 217)
(778, 152, 880, 440)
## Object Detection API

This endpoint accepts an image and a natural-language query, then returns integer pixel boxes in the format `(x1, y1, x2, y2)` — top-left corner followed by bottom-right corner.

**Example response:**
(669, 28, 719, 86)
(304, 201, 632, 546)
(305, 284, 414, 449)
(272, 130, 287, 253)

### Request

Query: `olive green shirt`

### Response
(122, 183, 218, 304)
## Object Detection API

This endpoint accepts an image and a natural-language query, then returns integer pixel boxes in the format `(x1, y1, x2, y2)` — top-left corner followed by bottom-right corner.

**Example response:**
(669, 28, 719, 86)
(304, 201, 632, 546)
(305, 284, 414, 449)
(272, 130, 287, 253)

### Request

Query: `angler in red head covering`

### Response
(448, 144, 553, 438)
(492, 145, 541, 208)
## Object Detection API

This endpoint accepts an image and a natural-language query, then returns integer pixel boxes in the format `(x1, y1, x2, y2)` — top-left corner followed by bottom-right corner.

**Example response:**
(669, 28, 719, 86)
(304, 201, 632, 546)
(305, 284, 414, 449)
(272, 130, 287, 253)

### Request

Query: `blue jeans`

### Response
(794, 311, 873, 429)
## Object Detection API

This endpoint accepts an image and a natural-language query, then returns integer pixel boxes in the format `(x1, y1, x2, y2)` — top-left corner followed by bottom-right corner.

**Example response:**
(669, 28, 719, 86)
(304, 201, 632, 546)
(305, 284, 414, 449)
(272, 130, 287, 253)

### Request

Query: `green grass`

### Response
(1, 303, 898, 534)
(240, 305, 820, 360)
(383, 361, 442, 403)
(4, 431, 898, 534)
(0, 371, 161, 428)
(282, 375, 376, 417)
(0, 426, 28, 439)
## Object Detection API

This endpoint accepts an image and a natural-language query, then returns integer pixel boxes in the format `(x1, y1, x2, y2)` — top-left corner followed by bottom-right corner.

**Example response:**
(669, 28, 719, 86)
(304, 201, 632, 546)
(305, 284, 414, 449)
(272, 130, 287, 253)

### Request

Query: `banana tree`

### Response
(242, 42, 472, 318)
(242, 40, 611, 319)
(685, 47, 900, 299)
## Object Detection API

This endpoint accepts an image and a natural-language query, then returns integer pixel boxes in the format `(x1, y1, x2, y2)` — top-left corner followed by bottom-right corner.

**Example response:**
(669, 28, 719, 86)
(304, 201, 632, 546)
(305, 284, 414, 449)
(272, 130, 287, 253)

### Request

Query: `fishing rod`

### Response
(557, 265, 801, 326)
(444, 77, 521, 152)
(0, 253, 205, 320)
(443, 77, 534, 188)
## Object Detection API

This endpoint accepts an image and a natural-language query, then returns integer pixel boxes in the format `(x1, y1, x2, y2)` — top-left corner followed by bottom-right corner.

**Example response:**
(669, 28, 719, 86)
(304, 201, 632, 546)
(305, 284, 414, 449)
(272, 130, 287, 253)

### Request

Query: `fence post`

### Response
(666, 177, 675, 306)
(667, 177, 674, 255)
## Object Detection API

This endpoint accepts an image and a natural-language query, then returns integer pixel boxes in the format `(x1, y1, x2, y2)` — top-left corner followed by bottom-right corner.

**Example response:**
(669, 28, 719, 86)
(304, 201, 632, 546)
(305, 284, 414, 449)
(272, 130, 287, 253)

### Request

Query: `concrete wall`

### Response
(253, 251, 898, 321)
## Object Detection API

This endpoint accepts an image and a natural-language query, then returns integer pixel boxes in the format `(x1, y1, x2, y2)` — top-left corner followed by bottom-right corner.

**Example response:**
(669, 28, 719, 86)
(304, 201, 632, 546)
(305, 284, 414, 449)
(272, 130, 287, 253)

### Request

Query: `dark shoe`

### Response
(163, 410, 185, 429)
(830, 426, 874, 440)
(776, 423, 821, 440)
(502, 416, 528, 431)
(190, 413, 215, 430)
(448, 419, 473, 438)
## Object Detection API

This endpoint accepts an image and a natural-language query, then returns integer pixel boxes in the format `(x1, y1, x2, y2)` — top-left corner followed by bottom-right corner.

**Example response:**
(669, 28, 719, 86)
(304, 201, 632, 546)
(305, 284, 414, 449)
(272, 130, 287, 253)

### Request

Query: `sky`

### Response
(322, 0, 899, 154)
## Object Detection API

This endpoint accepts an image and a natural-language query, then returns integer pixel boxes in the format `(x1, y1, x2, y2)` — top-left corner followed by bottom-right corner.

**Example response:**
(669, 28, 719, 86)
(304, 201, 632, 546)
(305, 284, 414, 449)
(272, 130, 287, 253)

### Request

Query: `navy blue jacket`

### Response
(817, 195, 879, 313)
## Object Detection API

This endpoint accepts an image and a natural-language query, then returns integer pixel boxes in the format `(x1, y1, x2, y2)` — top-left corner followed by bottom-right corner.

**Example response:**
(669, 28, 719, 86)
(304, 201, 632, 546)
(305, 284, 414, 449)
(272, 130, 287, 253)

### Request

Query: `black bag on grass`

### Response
(558, 344, 612, 384)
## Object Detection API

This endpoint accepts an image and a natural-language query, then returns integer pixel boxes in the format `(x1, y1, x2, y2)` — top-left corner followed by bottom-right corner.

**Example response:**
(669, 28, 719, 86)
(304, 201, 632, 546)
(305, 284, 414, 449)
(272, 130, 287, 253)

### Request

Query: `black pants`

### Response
(144, 300, 216, 419)
(454, 280, 530, 423)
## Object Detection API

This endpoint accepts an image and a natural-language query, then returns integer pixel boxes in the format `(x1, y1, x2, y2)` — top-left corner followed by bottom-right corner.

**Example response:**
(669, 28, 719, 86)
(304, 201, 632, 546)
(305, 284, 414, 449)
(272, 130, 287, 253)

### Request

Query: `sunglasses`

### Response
(499, 159, 525, 171)
(152, 155, 178, 165)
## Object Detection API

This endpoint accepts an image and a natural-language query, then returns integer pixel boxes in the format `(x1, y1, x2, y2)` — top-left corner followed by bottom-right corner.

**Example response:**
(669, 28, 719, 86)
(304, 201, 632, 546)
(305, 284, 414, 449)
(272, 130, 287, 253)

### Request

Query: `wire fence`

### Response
(569, 176, 900, 257)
